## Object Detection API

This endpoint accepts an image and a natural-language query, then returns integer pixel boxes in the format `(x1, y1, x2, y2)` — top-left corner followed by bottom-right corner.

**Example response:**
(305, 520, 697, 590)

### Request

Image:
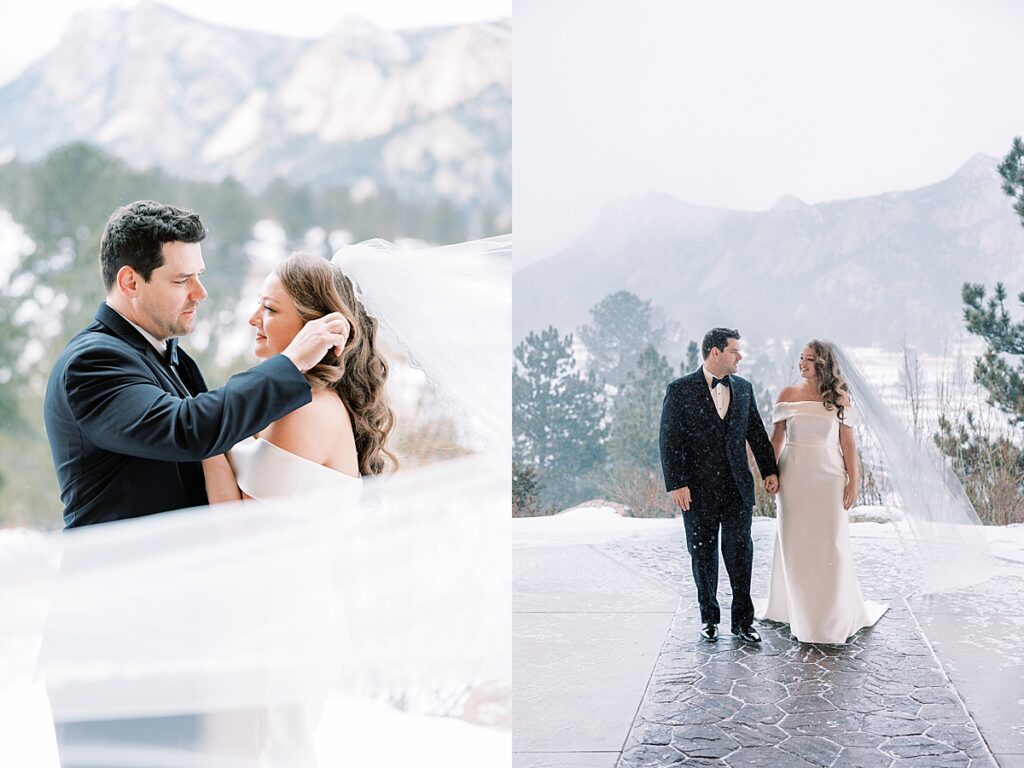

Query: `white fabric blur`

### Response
(4, 234, 512, 768)
(757, 401, 888, 644)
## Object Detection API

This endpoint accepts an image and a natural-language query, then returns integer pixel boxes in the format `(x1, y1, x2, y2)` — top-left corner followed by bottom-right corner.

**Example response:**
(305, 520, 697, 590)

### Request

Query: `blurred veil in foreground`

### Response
(0, 235, 512, 767)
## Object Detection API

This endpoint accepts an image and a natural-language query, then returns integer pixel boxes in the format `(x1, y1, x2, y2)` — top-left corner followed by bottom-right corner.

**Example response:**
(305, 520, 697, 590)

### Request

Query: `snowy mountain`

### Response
(513, 154, 1024, 351)
(0, 2, 510, 223)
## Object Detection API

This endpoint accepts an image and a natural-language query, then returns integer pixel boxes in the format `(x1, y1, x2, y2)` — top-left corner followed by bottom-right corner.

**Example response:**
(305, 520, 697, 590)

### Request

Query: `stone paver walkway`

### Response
(600, 520, 1019, 768)
(513, 514, 1024, 768)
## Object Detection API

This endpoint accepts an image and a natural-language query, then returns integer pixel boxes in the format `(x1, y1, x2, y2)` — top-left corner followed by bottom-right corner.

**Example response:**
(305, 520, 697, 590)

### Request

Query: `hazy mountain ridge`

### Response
(0, 1, 510, 222)
(514, 154, 1024, 351)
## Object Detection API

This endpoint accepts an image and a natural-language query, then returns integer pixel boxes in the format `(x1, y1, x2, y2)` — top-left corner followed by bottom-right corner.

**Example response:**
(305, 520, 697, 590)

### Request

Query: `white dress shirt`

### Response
(702, 366, 731, 420)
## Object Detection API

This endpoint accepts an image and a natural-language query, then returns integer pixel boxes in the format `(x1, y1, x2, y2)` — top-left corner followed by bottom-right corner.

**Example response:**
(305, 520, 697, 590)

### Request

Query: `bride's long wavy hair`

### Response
(808, 339, 850, 423)
(277, 252, 398, 475)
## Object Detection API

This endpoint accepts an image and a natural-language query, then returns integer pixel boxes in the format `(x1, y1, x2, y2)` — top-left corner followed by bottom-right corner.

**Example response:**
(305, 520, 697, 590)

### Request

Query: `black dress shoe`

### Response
(700, 623, 719, 642)
(732, 624, 761, 643)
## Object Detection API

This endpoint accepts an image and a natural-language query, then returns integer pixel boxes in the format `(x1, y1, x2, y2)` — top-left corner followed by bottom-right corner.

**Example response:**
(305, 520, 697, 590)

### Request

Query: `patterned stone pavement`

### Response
(598, 521, 1004, 768)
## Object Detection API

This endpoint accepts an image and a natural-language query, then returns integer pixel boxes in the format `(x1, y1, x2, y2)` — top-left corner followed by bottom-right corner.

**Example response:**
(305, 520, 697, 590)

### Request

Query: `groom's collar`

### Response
(95, 302, 167, 356)
(701, 366, 718, 388)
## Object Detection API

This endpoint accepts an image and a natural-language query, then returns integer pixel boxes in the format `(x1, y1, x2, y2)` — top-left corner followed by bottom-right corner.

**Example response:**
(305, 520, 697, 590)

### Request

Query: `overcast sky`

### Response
(515, 0, 1024, 268)
(0, 0, 510, 86)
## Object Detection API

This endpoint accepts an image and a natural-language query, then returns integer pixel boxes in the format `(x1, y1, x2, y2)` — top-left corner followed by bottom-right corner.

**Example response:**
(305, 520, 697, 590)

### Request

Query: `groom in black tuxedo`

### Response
(659, 327, 779, 643)
(44, 200, 350, 529)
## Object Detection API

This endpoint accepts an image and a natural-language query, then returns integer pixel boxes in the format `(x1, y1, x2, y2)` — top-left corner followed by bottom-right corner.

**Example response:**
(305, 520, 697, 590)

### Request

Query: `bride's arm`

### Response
(770, 388, 791, 461)
(838, 422, 858, 510)
(770, 421, 786, 462)
(202, 454, 243, 503)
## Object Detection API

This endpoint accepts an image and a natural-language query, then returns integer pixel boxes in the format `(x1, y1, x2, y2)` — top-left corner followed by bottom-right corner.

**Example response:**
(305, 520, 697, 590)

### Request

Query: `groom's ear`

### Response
(115, 266, 141, 297)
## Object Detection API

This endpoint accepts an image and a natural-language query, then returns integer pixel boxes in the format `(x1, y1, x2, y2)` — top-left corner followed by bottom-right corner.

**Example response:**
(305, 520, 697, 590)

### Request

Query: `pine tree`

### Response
(513, 327, 607, 508)
(685, 341, 700, 374)
(997, 135, 1024, 224)
(512, 459, 545, 517)
(936, 137, 1024, 525)
(960, 136, 1024, 426)
(607, 345, 673, 471)
(962, 282, 1024, 426)
(577, 291, 664, 388)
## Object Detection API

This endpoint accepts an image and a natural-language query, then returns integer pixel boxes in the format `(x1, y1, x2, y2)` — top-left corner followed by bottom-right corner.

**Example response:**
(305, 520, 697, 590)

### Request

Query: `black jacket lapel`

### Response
(693, 371, 726, 430)
(724, 380, 745, 434)
(93, 303, 191, 397)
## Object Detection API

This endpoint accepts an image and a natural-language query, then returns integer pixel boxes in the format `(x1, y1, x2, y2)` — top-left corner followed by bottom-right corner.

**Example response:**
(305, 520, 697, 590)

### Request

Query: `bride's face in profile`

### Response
(249, 273, 305, 358)
(798, 346, 817, 382)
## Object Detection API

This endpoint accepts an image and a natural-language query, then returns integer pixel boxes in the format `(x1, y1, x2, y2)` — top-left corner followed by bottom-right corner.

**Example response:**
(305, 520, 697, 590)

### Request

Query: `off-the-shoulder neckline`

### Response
(770, 403, 851, 409)
(236, 436, 362, 482)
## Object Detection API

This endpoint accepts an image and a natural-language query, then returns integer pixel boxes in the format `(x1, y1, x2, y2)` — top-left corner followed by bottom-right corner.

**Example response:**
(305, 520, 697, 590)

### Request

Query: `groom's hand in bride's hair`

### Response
(764, 474, 779, 494)
(281, 312, 351, 372)
(669, 487, 691, 511)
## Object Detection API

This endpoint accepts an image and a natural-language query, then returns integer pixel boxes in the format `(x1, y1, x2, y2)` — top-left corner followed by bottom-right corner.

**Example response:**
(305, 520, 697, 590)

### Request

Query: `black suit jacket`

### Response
(44, 303, 312, 528)
(659, 369, 779, 509)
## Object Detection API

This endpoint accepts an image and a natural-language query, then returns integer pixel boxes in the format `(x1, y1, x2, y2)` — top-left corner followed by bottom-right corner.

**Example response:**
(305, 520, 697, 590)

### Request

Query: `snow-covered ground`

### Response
(513, 504, 1024, 565)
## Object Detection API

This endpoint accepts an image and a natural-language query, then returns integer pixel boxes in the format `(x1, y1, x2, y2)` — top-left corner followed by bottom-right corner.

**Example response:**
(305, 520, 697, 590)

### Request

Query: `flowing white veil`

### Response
(829, 343, 996, 593)
(332, 235, 511, 456)
(1, 235, 512, 767)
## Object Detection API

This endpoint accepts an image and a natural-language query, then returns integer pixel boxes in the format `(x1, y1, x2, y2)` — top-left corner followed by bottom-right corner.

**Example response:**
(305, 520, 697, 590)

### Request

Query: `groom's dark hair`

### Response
(702, 327, 740, 359)
(100, 200, 208, 290)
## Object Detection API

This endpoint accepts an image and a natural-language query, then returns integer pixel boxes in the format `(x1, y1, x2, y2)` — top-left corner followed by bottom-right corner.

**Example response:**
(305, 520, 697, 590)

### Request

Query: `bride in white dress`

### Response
(188, 252, 393, 766)
(757, 340, 887, 644)
(202, 250, 396, 503)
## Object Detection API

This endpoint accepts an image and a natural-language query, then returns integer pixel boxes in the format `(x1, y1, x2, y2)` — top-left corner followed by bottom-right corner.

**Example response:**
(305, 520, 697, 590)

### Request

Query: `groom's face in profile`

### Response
(129, 241, 208, 340)
(717, 338, 742, 375)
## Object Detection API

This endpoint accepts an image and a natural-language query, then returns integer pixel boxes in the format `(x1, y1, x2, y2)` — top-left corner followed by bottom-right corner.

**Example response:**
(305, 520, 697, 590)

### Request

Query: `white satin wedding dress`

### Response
(756, 401, 887, 644)
(228, 436, 362, 505)
(225, 436, 363, 768)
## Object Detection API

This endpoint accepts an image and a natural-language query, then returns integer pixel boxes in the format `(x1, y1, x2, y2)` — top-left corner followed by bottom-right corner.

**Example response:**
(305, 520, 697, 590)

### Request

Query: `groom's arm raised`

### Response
(66, 349, 310, 462)
(64, 314, 349, 462)
(659, 381, 691, 509)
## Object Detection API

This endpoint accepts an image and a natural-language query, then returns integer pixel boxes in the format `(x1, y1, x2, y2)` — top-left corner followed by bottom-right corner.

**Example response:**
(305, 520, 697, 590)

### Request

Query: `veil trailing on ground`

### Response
(829, 343, 995, 593)
(0, 235, 512, 767)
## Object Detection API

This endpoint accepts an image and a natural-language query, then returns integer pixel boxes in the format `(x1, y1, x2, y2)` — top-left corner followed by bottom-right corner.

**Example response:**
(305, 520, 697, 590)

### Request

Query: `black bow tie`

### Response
(165, 338, 179, 366)
(711, 375, 730, 389)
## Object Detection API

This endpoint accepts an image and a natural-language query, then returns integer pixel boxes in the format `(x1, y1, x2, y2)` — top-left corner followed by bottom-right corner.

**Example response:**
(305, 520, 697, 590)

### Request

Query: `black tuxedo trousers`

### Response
(682, 481, 754, 627)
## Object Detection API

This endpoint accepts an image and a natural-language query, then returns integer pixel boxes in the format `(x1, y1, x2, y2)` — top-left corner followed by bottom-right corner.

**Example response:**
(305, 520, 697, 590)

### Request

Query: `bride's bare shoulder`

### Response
(261, 390, 350, 463)
(775, 385, 801, 403)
